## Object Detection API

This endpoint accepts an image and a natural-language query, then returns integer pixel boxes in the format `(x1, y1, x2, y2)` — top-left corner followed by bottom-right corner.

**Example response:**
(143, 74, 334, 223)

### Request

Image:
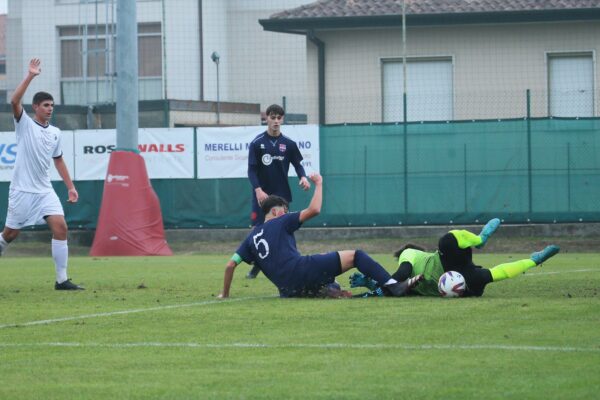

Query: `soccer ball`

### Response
(438, 271, 466, 298)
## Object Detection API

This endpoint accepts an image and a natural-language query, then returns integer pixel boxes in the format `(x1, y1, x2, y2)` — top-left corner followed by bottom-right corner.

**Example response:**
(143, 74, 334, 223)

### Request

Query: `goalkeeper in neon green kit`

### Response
(350, 218, 560, 297)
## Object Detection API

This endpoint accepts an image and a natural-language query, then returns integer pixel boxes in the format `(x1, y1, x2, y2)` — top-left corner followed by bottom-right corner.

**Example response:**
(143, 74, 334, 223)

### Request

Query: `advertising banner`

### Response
(74, 128, 195, 180)
(196, 124, 319, 179)
(0, 130, 75, 182)
(1, 126, 318, 182)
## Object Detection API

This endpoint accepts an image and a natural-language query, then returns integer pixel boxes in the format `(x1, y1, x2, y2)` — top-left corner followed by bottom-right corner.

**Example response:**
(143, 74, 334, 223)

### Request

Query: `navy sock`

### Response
(354, 250, 391, 285)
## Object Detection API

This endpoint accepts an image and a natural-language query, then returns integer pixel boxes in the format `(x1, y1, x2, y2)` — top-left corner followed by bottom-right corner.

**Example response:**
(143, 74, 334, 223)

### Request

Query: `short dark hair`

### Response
(32, 91, 54, 105)
(261, 195, 289, 215)
(265, 104, 285, 117)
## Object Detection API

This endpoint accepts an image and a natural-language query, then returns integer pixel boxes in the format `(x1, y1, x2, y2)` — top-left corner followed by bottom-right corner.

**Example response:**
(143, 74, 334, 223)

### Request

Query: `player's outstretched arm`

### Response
(218, 257, 240, 298)
(299, 173, 322, 223)
(11, 58, 41, 119)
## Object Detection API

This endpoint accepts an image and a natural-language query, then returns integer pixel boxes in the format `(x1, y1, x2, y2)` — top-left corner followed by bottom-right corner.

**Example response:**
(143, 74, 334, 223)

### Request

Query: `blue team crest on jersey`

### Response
(279, 143, 286, 152)
(260, 144, 265, 149)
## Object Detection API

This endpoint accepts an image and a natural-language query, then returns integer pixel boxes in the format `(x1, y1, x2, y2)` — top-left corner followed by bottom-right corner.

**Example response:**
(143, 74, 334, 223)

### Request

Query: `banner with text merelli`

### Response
(196, 124, 320, 179)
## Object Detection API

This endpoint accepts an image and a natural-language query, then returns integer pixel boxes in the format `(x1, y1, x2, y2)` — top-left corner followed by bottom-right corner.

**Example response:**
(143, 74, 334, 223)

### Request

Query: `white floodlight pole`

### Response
(116, 0, 139, 150)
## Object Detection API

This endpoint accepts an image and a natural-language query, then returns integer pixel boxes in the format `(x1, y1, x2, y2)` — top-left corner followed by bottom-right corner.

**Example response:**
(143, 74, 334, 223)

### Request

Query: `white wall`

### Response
(163, 0, 201, 101)
(313, 21, 600, 123)
(223, 0, 308, 113)
(6, 0, 164, 104)
(6, 0, 309, 117)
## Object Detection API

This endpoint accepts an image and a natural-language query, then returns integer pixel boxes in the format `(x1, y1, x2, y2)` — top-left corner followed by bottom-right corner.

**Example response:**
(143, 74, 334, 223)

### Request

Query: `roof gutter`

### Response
(307, 31, 325, 125)
(260, 8, 600, 33)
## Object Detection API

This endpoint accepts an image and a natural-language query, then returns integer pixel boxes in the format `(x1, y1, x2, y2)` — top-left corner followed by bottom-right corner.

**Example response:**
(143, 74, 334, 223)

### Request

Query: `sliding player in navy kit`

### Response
(218, 173, 422, 299)
(246, 104, 310, 278)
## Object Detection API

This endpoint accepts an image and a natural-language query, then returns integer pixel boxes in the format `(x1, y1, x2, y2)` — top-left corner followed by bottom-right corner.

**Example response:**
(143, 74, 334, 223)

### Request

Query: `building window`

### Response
(59, 23, 162, 104)
(382, 58, 453, 122)
(548, 53, 594, 117)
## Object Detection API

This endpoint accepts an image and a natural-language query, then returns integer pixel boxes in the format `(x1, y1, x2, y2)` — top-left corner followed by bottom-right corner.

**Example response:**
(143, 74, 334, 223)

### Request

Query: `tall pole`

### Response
(116, 0, 139, 150)
(402, 0, 408, 216)
(216, 59, 220, 125)
(211, 51, 221, 125)
(402, 0, 407, 104)
(526, 89, 532, 216)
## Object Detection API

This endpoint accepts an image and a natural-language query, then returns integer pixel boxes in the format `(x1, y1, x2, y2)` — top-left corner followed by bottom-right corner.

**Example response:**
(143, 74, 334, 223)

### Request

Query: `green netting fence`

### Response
(0, 117, 598, 230)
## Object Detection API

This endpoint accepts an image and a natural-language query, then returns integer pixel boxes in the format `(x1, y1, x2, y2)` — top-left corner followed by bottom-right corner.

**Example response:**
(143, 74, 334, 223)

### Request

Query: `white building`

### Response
(5, 0, 309, 124)
(261, 0, 600, 124)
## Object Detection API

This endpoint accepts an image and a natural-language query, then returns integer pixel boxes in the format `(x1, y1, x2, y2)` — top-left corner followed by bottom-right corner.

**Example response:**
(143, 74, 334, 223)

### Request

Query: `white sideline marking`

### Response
(0, 296, 271, 330)
(0, 342, 598, 353)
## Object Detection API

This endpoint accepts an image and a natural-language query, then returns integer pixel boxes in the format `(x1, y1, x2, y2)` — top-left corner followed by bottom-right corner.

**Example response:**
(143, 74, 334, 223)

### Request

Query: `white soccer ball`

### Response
(438, 271, 466, 298)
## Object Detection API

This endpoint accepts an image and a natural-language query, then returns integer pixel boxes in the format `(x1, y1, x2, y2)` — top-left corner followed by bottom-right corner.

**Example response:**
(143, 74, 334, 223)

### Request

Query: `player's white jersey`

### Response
(10, 111, 63, 193)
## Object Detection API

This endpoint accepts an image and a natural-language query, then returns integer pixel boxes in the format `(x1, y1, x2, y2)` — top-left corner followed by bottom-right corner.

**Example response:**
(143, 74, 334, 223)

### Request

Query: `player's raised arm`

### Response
(11, 58, 41, 120)
(299, 173, 322, 223)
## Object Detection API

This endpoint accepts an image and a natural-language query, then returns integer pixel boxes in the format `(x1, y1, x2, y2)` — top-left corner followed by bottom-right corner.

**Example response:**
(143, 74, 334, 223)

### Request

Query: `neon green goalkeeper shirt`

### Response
(398, 248, 444, 296)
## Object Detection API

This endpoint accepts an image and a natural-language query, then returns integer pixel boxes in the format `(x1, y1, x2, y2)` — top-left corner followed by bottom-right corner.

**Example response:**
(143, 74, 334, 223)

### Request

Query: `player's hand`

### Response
(308, 173, 322, 185)
(299, 176, 311, 191)
(67, 187, 79, 203)
(29, 58, 41, 76)
(255, 188, 268, 204)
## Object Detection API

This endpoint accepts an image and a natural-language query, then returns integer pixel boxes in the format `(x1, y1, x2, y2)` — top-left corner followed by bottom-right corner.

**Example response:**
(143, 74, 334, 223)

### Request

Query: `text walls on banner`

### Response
(74, 128, 195, 180)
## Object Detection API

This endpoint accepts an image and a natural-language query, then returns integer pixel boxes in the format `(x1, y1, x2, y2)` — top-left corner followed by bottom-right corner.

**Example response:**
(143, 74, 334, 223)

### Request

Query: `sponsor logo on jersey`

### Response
(261, 154, 272, 166)
(261, 154, 285, 166)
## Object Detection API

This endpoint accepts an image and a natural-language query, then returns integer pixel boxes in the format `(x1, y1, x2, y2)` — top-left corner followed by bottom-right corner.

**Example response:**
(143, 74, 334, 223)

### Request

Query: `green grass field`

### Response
(1, 251, 599, 399)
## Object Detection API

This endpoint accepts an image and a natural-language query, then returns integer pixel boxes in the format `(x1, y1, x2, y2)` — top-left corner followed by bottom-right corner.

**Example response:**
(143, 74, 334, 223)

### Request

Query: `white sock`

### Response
(52, 239, 69, 284)
(384, 278, 398, 286)
(0, 234, 9, 255)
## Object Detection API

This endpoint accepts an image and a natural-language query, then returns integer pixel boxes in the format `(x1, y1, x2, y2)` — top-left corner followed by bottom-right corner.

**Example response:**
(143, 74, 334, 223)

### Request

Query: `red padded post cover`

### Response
(90, 151, 173, 256)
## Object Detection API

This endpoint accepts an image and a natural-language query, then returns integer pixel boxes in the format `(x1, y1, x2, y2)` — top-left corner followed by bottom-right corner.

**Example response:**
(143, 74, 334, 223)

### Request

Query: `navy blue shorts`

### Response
(279, 251, 342, 297)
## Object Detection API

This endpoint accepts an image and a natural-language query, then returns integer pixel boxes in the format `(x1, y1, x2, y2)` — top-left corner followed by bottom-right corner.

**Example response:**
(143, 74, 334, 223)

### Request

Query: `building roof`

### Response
(261, 0, 600, 33)
(271, 0, 600, 19)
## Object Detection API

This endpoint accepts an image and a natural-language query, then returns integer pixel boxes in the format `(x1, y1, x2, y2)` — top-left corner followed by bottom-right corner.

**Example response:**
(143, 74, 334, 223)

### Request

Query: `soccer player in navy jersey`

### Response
(245, 104, 310, 279)
(218, 173, 422, 299)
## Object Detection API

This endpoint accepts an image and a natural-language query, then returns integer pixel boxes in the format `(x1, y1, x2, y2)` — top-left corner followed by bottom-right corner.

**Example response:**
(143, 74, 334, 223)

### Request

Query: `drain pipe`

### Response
(308, 31, 325, 125)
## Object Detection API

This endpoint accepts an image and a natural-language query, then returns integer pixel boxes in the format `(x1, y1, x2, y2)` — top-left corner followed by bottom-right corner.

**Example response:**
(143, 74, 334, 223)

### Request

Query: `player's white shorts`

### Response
(5, 189, 64, 229)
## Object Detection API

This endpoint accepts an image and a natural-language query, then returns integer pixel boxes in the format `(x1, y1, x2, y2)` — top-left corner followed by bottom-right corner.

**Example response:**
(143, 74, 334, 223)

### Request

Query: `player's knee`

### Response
(48, 220, 68, 239)
(338, 250, 356, 270)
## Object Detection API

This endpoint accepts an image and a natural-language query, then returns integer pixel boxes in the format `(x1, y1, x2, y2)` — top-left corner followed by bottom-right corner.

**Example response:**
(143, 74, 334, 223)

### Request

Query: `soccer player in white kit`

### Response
(0, 58, 83, 290)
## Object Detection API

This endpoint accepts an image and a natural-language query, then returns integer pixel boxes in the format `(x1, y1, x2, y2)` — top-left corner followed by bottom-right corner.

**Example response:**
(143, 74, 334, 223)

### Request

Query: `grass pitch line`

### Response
(1, 342, 599, 353)
(0, 296, 273, 330)
(525, 268, 598, 277)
